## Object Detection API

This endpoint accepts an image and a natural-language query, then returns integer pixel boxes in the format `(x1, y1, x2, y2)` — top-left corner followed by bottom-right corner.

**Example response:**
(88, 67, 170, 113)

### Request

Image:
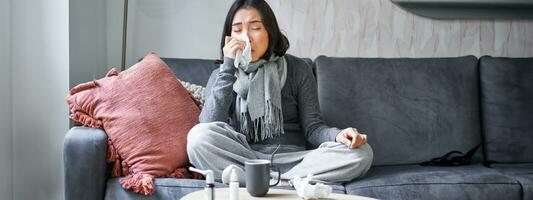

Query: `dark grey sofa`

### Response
(63, 55, 533, 200)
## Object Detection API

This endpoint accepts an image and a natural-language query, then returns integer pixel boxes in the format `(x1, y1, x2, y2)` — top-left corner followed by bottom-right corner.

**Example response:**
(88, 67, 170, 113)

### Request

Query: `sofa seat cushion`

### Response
(105, 178, 226, 200)
(491, 163, 533, 200)
(105, 178, 346, 199)
(315, 56, 482, 166)
(345, 165, 521, 200)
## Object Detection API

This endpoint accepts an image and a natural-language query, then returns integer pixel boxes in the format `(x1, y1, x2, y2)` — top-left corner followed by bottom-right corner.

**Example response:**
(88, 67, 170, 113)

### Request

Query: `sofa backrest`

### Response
(162, 56, 313, 87)
(480, 56, 533, 164)
(315, 56, 482, 166)
(162, 58, 219, 87)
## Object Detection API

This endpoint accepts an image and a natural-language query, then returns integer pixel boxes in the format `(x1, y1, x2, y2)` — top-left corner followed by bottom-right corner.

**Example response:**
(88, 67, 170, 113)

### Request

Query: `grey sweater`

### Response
(199, 54, 341, 149)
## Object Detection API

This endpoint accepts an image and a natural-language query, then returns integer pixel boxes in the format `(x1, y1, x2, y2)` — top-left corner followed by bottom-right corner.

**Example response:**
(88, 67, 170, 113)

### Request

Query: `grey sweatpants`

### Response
(187, 122, 373, 183)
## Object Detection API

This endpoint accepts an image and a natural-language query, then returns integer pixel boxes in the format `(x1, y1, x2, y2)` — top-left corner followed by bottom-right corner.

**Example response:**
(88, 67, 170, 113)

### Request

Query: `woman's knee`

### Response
(187, 122, 220, 152)
(357, 143, 374, 177)
(358, 143, 374, 165)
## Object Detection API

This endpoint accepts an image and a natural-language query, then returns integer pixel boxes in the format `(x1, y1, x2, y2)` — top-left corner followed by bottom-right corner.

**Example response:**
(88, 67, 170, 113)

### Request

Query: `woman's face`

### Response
(231, 8, 269, 62)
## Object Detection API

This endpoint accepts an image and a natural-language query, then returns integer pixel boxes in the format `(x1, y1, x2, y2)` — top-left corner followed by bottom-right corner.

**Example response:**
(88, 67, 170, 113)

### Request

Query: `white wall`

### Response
(107, 0, 233, 68)
(11, 0, 70, 199)
(0, 0, 13, 199)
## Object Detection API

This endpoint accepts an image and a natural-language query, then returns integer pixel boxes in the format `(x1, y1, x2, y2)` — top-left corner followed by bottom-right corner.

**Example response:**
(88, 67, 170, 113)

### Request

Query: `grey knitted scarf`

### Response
(233, 55, 287, 142)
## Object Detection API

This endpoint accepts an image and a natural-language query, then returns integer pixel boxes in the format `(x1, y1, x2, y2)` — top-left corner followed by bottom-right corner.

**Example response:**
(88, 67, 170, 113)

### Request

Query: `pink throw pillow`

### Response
(65, 52, 202, 195)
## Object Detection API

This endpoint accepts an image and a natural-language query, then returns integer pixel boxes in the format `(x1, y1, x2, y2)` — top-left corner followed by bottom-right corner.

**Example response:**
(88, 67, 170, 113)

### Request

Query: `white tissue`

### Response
(292, 174, 332, 200)
(234, 31, 252, 68)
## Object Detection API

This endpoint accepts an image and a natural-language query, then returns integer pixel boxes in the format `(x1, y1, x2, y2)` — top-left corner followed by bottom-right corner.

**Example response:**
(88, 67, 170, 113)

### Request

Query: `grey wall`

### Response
(11, 0, 69, 199)
(0, 0, 13, 199)
(70, 0, 108, 88)
(106, 0, 233, 68)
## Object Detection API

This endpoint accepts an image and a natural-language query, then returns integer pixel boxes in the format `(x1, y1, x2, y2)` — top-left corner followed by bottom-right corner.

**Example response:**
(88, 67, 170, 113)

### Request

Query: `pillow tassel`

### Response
(106, 68, 119, 77)
(106, 139, 121, 177)
(164, 167, 203, 179)
(69, 81, 98, 95)
(121, 160, 130, 177)
(119, 173, 155, 195)
(69, 112, 102, 128)
(166, 167, 188, 178)
(189, 169, 204, 179)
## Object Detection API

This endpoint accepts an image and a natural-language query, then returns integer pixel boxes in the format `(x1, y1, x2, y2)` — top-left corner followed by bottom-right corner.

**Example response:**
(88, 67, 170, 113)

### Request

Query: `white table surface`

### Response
(180, 188, 377, 200)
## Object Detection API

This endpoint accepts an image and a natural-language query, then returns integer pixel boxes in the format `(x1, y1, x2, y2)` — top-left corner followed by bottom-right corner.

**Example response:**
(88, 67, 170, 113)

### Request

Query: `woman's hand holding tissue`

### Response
(223, 36, 246, 59)
(336, 127, 367, 149)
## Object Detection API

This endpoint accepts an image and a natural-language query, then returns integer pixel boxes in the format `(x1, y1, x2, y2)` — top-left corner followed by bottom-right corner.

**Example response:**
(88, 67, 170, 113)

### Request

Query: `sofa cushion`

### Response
(315, 56, 481, 166)
(105, 178, 346, 199)
(480, 56, 533, 163)
(345, 165, 521, 200)
(490, 163, 533, 200)
(66, 53, 202, 195)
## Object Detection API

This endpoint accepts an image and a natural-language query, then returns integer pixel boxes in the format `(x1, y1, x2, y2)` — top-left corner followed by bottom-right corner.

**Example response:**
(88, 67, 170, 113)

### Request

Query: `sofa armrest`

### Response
(64, 126, 108, 200)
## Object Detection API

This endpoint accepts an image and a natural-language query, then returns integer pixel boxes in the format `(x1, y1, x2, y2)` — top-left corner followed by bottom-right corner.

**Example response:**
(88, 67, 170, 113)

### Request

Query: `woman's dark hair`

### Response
(220, 0, 289, 60)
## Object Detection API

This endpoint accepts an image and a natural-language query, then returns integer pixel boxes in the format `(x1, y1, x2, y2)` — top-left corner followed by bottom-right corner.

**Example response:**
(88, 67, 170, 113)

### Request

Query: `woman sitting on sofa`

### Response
(187, 0, 373, 184)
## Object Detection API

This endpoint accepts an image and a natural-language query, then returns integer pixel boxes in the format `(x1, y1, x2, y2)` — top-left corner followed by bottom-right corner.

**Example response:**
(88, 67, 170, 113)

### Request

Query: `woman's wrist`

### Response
(223, 57, 235, 63)
(220, 57, 237, 73)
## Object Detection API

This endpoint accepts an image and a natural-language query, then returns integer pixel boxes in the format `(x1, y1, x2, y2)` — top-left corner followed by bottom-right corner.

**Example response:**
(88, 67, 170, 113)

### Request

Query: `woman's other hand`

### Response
(223, 36, 246, 59)
(336, 127, 367, 149)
